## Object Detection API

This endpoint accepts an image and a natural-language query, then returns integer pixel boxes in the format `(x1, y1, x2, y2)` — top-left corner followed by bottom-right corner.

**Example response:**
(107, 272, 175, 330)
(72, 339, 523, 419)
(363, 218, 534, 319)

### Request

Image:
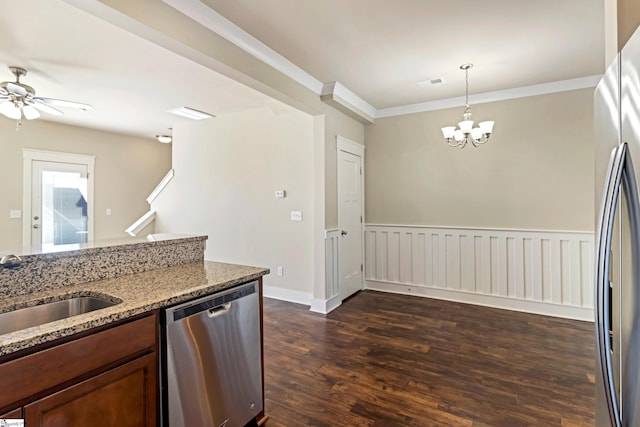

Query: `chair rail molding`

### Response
(364, 224, 595, 321)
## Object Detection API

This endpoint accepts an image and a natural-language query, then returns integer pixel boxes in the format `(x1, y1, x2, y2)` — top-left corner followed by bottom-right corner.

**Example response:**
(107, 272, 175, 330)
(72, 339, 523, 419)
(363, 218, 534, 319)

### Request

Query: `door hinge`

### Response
(360, 166, 362, 175)
(360, 215, 362, 223)
(361, 264, 363, 272)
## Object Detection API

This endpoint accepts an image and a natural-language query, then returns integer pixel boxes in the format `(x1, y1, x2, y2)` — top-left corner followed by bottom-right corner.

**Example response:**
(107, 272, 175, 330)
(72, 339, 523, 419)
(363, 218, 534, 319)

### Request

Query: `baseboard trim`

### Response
(263, 285, 312, 306)
(309, 294, 342, 314)
(365, 280, 594, 322)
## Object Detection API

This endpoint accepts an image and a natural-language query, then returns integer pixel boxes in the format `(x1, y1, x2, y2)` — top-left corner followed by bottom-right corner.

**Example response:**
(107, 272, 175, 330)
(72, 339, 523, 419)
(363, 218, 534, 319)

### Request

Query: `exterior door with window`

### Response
(23, 150, 94, 248)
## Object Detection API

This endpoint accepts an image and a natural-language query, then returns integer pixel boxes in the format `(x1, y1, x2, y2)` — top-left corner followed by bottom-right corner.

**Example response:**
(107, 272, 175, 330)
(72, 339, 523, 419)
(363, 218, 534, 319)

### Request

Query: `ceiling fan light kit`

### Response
(0, 66, 93, 127)
(441, 64, 495, 149)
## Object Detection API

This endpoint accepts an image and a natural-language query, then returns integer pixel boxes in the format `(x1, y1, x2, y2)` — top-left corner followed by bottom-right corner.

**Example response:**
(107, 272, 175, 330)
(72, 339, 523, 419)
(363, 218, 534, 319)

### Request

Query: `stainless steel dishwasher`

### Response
(161, 280, 263, 427)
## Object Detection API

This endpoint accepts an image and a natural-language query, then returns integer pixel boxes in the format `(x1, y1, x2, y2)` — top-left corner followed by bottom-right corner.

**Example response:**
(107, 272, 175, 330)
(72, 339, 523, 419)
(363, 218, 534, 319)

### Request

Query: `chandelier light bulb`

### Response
(440, 63, 495, 149)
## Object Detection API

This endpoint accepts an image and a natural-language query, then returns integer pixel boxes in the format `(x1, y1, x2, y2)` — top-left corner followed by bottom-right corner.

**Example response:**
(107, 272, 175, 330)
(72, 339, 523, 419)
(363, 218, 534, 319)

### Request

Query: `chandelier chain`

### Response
(465, 67, 469, 107)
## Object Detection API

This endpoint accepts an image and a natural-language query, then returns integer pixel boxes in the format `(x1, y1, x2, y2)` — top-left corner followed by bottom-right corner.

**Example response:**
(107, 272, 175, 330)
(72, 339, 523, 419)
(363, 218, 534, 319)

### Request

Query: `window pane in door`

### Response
(42, 170, 88, 247)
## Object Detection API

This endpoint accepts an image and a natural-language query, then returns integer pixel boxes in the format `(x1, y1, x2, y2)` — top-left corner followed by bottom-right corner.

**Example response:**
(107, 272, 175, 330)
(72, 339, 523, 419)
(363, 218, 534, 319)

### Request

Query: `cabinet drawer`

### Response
(0, 313, 156, 409)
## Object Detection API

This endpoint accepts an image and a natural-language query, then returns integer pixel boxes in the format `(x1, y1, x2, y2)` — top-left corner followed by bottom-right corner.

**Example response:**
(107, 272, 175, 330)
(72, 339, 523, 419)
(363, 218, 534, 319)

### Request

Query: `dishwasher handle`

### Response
(208, 303, 231, 318)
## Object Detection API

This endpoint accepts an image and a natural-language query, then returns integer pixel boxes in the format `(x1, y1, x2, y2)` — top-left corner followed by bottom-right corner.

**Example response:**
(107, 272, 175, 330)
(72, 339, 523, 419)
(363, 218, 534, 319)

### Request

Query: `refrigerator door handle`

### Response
(595, 143, 626, 427)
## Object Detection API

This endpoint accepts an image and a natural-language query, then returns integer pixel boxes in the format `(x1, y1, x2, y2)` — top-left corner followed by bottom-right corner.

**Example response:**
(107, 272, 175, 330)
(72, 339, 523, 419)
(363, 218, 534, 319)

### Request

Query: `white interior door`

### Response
(338, 143, 364, 301)
(23, 150, 95, 248)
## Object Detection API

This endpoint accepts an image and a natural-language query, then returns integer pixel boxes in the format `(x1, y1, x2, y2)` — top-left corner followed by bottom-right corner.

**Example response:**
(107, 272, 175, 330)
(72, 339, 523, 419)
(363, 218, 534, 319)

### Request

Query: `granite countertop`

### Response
(0, 260, 269, 357)
(0, 233, 206, 260)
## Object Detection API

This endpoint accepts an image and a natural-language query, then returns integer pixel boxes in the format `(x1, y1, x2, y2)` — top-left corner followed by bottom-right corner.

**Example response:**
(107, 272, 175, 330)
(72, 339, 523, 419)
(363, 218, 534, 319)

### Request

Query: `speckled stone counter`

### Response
(0, 234, 207, 298)
(0, 261, 269, 357)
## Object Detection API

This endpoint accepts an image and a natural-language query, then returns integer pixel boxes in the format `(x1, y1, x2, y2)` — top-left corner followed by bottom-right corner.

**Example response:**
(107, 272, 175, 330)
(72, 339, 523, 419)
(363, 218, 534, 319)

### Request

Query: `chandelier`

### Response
(441, 64, 494, 148)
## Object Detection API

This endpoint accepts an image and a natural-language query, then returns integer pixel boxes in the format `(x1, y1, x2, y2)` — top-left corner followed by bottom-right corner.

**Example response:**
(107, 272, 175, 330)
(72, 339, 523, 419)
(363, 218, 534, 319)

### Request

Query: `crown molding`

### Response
(376, 75, 603, 118)
(161, 0, 602, 122)
(162, 0, 324, 94)
(162, 0, 379, 123)
(321, 82, 375, 123)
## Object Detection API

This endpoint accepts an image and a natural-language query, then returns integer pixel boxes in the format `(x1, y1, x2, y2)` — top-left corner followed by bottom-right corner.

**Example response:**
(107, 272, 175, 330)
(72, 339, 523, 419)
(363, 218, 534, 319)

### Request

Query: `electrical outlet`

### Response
(277, 266, 284, 276)
(275, 190, 286, 198)
(290, 211, 302, 221)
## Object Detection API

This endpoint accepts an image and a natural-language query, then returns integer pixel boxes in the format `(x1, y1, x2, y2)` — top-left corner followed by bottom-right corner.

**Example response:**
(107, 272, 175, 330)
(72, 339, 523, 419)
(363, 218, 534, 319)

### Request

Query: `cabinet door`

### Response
(0, 408, 22, 419)
(24, 353, 156, 427)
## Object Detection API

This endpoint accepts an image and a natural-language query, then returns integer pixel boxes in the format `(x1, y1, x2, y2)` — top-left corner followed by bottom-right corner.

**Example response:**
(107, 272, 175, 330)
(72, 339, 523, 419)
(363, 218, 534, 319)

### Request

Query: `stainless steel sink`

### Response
(0, 295, 121, 335)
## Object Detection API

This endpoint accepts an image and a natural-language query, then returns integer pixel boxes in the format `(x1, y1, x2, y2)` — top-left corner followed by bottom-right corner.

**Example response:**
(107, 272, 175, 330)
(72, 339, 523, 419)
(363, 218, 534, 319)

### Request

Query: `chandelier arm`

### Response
(472, 135, 490, 145)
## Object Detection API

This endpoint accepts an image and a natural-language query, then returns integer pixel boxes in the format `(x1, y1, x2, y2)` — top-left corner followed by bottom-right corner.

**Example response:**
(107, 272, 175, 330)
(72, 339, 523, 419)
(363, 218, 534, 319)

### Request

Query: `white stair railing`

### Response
(125, 169, 174, 236)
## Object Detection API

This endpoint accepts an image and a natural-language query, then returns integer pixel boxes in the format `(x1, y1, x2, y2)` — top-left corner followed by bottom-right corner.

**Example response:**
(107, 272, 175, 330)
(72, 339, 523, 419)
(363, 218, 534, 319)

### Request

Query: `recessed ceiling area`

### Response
(200, 0, 605, 108)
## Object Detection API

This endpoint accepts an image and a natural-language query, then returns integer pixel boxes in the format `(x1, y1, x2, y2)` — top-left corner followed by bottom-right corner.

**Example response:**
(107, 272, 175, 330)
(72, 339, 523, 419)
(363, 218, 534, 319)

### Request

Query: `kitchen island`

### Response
(0, 260, 268, 356)
(0, 234, 269, 426)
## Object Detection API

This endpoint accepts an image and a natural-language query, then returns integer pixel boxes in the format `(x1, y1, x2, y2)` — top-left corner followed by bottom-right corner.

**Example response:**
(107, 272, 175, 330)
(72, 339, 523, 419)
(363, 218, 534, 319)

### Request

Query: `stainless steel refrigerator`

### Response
(595, 25, 640, 426)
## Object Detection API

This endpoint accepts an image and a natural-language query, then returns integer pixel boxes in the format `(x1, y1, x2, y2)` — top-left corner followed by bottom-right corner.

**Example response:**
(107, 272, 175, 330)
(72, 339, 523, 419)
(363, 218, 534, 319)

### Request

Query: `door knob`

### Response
(33, 224, 40, 229)
(341, 230, 348, 236)
(33, 216, 39, 220)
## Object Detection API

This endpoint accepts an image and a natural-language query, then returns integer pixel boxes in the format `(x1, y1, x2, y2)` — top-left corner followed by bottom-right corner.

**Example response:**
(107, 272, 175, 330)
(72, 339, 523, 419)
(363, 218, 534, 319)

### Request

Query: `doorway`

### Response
(23, 149, 95, 248)
(337, 136, 365, 301)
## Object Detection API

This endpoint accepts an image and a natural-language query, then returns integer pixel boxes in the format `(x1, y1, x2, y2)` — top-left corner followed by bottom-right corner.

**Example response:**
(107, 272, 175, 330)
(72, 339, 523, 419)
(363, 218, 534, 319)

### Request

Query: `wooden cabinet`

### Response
(0, 408, 22, 419)
(0, 312, 158, 426)
(24, 353, 156, 426)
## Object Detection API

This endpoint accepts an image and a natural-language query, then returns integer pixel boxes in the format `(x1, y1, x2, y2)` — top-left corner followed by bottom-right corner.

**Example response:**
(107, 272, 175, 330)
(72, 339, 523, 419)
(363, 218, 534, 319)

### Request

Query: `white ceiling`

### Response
(201, 0, 605, 108)
(0, 0, 605, 138)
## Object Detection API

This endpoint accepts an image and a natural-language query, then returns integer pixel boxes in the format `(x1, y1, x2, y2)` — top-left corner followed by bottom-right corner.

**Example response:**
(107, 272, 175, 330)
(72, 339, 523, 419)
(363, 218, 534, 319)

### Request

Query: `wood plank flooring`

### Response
(262, 290, 595, 427)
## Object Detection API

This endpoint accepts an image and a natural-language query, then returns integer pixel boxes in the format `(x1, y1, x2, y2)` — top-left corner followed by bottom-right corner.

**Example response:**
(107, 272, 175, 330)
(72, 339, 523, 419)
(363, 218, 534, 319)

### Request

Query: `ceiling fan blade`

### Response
(22, 105, 40, 120)
(31, 99, 63, 116)
(36, 97, 93, 111)
(6, 82, 27, 97)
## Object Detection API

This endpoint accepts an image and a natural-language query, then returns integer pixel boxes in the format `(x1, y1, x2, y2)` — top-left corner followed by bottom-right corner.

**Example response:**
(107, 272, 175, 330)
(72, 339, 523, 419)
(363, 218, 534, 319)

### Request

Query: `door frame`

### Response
(337, 135, 365, 297)
(22, 149, 96, 246)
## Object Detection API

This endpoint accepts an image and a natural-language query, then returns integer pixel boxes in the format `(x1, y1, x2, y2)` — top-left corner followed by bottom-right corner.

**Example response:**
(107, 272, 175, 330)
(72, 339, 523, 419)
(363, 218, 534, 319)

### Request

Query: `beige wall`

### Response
(77, 0, 365, 231)
(364, 89, 595, 231)
(0, 118, 171, 249)
(618, 0, 640, 49)
(152, 107, 315, 294)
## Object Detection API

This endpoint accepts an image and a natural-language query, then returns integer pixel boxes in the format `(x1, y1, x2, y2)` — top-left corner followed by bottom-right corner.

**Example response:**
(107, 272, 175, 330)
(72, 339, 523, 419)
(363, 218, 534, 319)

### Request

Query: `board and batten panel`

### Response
(325, 229, 340, 299)
(364, 225, 594, 321)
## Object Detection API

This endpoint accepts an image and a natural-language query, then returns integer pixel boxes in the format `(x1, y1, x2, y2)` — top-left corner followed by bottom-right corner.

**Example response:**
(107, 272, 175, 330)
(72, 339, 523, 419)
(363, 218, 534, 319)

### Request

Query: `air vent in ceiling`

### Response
(417, 77, 445, 88)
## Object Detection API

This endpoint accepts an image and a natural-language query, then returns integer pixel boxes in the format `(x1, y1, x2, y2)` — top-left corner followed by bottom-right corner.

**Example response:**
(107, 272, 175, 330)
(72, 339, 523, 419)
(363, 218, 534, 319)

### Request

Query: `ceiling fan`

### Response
(0, 66, 93, 122)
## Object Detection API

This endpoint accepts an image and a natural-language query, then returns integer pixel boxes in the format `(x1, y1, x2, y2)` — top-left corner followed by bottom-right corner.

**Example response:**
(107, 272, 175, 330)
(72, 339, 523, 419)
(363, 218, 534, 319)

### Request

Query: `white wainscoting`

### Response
(364, 224, 595, 321)
(310, 229, 342, 314)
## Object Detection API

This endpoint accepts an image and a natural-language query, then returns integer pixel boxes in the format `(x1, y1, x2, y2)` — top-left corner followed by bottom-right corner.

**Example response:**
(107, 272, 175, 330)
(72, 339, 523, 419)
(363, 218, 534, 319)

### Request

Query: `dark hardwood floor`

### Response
(262, 290, 595, 427)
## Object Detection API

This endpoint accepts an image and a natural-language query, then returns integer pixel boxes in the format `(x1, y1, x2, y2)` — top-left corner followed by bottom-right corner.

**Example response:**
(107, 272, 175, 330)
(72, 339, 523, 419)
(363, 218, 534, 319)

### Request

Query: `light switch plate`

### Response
(291, 211, 302, 221)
